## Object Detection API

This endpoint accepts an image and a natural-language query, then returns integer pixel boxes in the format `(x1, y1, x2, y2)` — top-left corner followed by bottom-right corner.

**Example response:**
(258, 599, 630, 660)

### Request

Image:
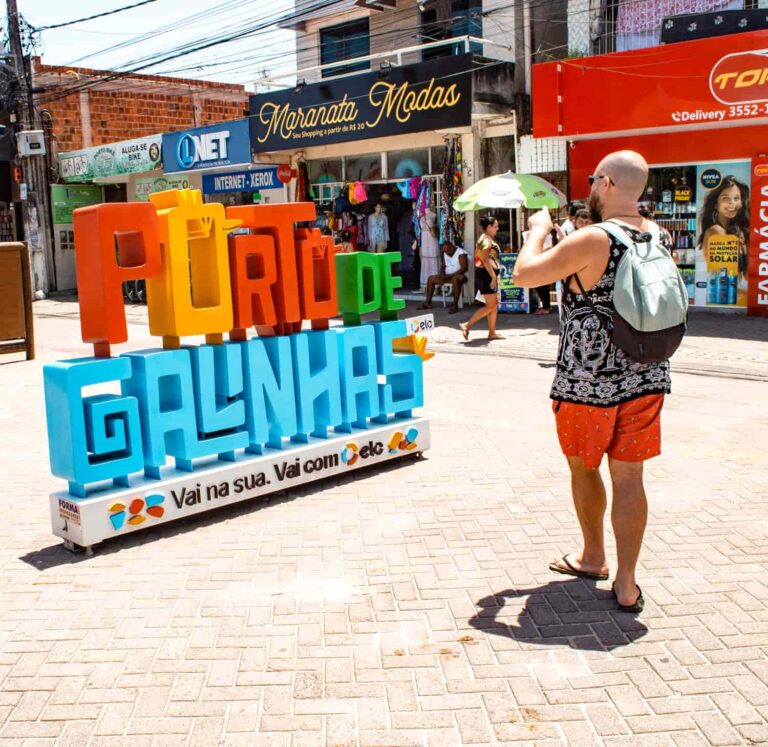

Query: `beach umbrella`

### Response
(453, 171, 566, 211)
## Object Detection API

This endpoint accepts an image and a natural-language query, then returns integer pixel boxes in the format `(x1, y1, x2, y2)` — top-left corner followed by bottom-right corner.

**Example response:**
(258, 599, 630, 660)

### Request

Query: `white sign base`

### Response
(50, 418, 430, 553)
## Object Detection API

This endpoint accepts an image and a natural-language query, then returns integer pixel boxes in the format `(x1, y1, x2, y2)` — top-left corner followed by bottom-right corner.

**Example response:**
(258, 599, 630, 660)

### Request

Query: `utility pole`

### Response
(7, 0, 53, 294)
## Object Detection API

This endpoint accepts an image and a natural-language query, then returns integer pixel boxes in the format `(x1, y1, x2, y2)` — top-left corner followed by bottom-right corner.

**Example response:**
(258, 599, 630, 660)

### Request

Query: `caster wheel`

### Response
(63, 539, 92, 556)
(135, 279, 146, 304)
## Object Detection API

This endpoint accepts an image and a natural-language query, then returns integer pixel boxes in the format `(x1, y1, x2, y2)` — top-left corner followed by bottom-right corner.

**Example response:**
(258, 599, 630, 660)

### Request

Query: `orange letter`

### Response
(226, 203, 317, 329)
(294, 228, 340, 329)
(228, 233, 279, 336)
(73, 203, 161, 351)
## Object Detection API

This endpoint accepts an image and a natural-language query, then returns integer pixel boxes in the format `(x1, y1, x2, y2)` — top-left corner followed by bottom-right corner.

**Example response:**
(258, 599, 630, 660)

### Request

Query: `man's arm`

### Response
(513, 209, 607, 288)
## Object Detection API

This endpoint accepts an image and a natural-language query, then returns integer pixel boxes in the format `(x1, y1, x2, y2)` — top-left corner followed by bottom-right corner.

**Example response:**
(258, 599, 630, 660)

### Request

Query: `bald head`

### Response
(598, 150, 649, 201)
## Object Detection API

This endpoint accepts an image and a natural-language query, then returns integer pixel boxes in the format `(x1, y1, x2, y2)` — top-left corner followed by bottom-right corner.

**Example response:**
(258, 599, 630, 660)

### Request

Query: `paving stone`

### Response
(1, 303, 767, 746)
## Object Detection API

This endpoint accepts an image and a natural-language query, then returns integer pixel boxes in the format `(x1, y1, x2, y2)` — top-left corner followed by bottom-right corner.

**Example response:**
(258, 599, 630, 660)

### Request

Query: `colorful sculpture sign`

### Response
(44, 189, 430, 551)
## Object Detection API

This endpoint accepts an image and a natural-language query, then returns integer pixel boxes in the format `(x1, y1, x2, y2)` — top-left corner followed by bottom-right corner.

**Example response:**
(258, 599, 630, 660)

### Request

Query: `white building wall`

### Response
(482, 0, 516, 63)
(567, 0, 592, 56)
(292, 0, 519, 83)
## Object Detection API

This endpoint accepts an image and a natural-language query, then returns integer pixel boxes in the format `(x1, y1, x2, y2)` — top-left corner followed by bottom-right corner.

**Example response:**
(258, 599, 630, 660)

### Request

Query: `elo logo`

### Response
(341, 443, 359, 466)
(176, 131, 231, 170)
(341, 440, 384, 467)
(407, 315, 434, 335)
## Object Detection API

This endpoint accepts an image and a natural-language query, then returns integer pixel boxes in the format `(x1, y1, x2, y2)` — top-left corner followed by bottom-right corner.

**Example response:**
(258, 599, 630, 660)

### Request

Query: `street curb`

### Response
(428, 342, 768, 383)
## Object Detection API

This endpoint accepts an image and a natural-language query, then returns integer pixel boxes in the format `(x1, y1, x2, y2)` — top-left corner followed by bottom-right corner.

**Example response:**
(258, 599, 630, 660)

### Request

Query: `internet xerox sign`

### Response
(162, 119, 251, 173)
(202, 166, 281, 195)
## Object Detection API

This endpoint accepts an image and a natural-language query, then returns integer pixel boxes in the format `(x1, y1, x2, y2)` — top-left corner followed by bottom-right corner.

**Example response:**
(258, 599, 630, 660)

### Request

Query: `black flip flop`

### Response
(612, 582, 645, 613)
(548, 554, 609, 581)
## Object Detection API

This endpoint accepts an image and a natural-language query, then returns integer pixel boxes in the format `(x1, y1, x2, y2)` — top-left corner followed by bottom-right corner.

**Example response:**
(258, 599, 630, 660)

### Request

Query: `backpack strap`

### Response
(600, 219, 660, 250)
(598, 220, 640, 249)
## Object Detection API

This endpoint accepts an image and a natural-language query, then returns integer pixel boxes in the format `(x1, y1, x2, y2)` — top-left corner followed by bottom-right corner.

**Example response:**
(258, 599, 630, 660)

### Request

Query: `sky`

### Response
(18, 0, 297, 89)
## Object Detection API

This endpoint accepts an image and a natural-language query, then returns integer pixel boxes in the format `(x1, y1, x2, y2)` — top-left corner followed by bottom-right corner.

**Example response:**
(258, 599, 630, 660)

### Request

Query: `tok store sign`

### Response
(162, 119, 251, 173)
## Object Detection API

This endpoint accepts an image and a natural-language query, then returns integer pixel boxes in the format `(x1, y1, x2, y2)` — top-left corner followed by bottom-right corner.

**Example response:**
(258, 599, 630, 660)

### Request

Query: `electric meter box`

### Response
(16, 131, 46, 157)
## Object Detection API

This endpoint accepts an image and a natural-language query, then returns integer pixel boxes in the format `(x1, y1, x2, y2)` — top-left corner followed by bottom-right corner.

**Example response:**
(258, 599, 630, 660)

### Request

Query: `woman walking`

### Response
(460, 216, 505, 341)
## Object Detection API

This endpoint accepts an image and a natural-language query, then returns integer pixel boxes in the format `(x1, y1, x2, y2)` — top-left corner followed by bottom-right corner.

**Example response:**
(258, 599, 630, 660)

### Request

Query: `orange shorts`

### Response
(552, 394, 664, 469)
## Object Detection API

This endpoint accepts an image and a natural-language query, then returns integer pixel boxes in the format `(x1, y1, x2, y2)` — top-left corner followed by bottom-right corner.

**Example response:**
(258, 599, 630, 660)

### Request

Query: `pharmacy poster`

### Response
(695, 161, 750, 307)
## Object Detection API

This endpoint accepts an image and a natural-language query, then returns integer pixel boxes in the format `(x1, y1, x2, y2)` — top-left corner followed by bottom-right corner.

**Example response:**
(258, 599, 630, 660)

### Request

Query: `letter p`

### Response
(73, 203, 161, 348)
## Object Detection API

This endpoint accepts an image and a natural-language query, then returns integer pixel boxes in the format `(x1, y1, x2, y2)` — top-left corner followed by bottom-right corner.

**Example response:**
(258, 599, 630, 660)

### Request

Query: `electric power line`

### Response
(38, 0, 159, 31)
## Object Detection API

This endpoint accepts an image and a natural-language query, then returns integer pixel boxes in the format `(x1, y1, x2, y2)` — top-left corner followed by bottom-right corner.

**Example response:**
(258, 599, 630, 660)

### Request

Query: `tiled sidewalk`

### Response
(0, 304, 766, 746)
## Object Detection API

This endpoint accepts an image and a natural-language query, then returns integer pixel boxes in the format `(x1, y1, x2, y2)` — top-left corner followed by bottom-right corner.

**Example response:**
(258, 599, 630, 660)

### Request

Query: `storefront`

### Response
(248, 54, 516, 293)
(56, 134, 173, 290)
(161, 119, 285, 207)
(532, 29, 768, 316)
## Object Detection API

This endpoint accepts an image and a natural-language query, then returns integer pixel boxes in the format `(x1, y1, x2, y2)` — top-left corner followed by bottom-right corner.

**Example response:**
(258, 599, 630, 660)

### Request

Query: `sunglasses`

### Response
(588, 174, 615, 187)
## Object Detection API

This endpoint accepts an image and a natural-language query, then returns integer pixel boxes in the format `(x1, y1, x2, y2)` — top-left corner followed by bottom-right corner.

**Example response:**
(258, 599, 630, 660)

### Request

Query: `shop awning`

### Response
(532, 29, 768, 141)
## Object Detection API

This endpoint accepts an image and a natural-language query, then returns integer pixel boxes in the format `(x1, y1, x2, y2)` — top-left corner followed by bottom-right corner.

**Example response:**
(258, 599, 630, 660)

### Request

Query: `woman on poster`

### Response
(698, 176, 750, 300)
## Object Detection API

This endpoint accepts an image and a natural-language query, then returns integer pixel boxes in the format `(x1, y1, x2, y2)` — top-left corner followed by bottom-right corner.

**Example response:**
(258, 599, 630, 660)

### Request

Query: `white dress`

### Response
(419, 211, 440, 286)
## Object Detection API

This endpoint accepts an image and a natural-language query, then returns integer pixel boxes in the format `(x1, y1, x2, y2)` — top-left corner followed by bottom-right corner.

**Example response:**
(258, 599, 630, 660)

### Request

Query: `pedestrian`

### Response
(460, 216, 504, 341)
(560, 201, 586, 236)
(573, 208, 591, 230)
(513, 150, 673, 613)
(419, 205, 441, 288)
(339, 230, 356, 253)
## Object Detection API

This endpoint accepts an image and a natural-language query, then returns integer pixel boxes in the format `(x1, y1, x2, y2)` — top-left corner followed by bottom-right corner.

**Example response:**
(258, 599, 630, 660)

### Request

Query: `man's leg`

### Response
(564, 456, 609, 575)
(450, 276, 464, 310)
(608, 458, 646, 606)
(419, 275, 445, 308)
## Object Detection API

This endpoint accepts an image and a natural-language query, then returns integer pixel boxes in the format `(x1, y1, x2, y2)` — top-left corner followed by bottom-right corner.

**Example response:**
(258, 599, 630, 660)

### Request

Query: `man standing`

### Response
(513, 151, 672, 613)
(417, 242, 468, 313)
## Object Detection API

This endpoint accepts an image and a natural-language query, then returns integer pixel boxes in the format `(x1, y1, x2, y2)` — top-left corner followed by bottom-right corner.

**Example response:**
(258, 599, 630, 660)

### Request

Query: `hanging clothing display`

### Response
(296, 161, 312, 203)
(441, 138, 464, 247)
(419, 209, 440, 287)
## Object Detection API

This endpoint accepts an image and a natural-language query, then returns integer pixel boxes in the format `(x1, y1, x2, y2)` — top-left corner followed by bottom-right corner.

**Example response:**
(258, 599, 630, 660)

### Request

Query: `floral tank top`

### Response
(551, 223, 672, 408)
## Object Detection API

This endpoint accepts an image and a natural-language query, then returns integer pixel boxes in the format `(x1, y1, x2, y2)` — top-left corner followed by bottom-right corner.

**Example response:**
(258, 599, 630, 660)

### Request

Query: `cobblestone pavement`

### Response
(0, 301, 767, 746)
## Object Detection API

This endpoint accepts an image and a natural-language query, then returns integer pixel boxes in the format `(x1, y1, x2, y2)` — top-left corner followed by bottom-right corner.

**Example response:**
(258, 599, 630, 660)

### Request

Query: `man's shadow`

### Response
(469, 579, 648, 651)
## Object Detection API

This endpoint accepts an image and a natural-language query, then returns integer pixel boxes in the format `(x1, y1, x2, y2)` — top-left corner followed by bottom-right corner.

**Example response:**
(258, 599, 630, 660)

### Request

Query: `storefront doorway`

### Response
(310, 174, 444, 291)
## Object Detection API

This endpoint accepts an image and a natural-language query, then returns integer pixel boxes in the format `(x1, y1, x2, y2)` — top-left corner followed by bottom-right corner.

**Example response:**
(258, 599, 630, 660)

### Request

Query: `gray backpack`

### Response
(592, 220, 688, 364)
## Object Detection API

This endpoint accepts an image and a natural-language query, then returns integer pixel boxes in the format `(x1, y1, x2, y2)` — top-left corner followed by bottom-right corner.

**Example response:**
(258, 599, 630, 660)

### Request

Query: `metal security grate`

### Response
(518, 135, 567, 175)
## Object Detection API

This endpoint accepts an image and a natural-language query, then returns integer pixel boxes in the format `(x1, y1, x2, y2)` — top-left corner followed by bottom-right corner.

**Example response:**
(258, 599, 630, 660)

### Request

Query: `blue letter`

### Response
(335, 325, 380, 430)
(241, 337, 297, 451)
(43, 356, 143, 497)
(373, 320, 424, 420)
(291, 330, 342, 440)
(122, 349, 202, 476)
(187, 343, 248, 461)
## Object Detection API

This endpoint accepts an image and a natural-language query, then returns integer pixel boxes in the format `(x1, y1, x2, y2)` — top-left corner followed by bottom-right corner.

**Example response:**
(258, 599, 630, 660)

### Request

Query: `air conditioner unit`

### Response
(16, 130, 46, 157)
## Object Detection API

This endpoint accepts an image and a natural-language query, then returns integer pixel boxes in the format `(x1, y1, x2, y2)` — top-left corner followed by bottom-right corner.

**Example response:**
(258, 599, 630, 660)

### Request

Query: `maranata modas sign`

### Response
(248, 55, 473, 152)
(44, 190, 432, 551)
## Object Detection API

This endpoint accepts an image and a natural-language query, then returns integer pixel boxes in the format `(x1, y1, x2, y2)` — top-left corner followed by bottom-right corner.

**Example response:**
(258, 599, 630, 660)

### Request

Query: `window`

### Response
(320, 19, 370, 78)
(344, 153, 382, 182)
(309, 159, 343, 184)
(421, 0, 482, 60)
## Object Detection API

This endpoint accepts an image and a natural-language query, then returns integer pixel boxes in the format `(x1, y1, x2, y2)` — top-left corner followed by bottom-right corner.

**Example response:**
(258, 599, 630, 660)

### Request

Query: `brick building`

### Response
(32, 58, 248, 155)
(9, 60, 249, 293)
